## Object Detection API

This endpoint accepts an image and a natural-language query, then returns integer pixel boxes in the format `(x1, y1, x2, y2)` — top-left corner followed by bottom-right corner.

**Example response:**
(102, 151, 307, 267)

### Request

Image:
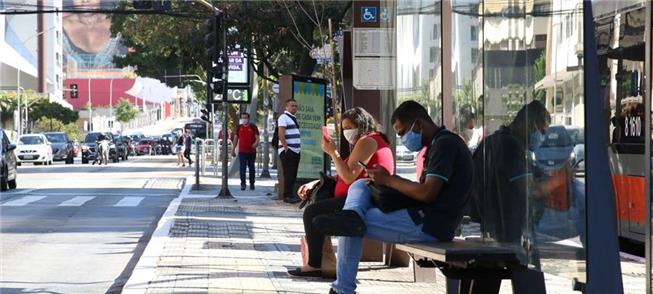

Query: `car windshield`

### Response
(541, 127, 573, 148)
(20, 136, 44, 145)
(566, 128, 584, 145)
(45, 133, 66, 143)
(84, 133, 102, 143)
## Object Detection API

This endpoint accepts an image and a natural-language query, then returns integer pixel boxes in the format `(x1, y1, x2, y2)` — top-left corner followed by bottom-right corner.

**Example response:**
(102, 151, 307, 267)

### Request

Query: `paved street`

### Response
(0, 155, 191, 294)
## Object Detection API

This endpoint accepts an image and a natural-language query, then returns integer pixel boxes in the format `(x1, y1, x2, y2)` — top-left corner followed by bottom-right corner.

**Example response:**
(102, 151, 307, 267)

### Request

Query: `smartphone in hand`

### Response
(322, 126, 331, 142)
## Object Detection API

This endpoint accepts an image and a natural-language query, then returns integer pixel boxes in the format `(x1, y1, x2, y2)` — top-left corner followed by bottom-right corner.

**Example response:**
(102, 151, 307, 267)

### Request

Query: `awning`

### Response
(534, 70, 577, 90)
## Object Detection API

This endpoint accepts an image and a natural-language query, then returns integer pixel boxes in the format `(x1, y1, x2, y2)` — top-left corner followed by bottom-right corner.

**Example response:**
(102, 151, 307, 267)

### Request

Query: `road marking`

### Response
(114, 196, 145, 207)
(58, 196, 96, 207)
(1, 196, 47, 206)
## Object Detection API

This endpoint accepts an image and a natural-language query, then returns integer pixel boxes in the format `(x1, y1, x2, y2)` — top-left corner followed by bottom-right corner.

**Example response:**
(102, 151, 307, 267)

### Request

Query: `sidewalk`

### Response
(123, 171, 642, 294)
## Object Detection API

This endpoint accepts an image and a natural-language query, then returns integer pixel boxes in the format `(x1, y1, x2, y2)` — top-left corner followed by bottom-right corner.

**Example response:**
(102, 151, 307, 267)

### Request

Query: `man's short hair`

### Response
(391, 100, 433, 125)
(241, 112, 250, 118)
(285, 98, 297, 105)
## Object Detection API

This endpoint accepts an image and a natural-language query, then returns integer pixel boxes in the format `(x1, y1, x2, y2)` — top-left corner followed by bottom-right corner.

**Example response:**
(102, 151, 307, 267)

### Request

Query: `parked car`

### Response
(16, 134, 53, 165)
(136, 139, 155, 155)
(159, 134, 174, 155)
(44, 132, 75, 164)
(112, 134, 129, 161)
(396, 140, 417, 161)
(565, 126, 585, 174)
(81, 132, 118, 164)
(1, 129, 18, 191)
(533, 126, 575, 171)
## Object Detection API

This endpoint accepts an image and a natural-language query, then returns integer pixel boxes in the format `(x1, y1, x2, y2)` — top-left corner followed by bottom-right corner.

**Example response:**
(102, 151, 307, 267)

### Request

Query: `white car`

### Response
(396, 140, 418, 162)
(16, 134, 53, 165)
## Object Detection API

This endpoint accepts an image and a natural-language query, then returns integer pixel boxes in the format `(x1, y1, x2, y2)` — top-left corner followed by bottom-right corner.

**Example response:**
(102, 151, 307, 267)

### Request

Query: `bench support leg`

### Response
(511, 266, 545, 294)
(450, 278, 501, 294)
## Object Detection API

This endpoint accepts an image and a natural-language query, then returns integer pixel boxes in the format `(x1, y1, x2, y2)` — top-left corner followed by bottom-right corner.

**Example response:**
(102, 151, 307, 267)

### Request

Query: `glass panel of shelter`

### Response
(395, 0, 443, 182)
(453, 0, 589, 284)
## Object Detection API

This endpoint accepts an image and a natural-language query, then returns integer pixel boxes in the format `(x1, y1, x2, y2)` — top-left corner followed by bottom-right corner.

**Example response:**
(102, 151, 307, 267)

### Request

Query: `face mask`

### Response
(529, 130, 545, 151)
(343, 129, 359, 145)
(239, 119, 248, 125)
(401, 121, 423, 152)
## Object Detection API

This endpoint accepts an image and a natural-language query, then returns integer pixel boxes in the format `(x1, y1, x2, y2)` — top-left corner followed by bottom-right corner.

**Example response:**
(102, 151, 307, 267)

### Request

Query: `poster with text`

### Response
(293, 78, 326, 180)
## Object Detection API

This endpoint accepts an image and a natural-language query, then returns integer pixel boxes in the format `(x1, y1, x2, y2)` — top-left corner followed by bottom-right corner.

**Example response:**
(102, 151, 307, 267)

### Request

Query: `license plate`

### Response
(24, 155, 36, 160)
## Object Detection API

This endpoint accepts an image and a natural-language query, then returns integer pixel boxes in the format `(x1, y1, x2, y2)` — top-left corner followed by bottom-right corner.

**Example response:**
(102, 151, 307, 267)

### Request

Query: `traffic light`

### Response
(205, 12, 227, 95)
(200, 108, 212, 124)
(70, 84, 78, 99)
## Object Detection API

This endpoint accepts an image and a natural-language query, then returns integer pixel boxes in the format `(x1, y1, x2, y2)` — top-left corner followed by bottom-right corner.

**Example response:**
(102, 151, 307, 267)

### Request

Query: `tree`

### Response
(29, 100, 79, 124)
(111, 1, 352, 87)
(35, 116, 65, 132)
(115, 99, 139, 131)
(0, 89, 41, 129)
(62, 123, 83, 141)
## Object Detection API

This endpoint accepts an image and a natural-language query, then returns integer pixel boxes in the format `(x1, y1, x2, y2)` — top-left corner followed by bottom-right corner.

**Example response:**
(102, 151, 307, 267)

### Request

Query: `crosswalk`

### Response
(1, 195, 163, 208)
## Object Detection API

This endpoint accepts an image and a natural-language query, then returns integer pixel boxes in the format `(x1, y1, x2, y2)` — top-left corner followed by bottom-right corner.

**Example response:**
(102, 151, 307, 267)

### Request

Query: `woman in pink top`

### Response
(289, 107, 394, 278)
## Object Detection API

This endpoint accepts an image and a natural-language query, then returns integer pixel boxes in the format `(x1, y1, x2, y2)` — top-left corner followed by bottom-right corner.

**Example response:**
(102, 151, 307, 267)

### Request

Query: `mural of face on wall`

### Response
(62, 0, 126, 70)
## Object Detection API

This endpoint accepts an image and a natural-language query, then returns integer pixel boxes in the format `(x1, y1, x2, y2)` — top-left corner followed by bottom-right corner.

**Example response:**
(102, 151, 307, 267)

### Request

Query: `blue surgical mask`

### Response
(401, 121, 423, 152)
(528, 130, 545, 151)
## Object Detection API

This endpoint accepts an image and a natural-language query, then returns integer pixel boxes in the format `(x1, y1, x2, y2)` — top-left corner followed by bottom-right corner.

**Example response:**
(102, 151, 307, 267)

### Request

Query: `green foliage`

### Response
(35, 116, 65, 132)
(115, 98, 139, 124)
(534, 50, 546, 82)
(0, 89, 43, 128)
(111, 1, 352, 87)
(29, 100, 79, 124)
(62, 123, 83, 141)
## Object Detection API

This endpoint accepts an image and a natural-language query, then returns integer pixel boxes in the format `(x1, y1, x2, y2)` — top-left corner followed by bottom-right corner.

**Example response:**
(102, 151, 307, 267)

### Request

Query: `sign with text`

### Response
(292, 76, 327, 180)
(213, 87, 250, 104)
(228, 51, 249, 85)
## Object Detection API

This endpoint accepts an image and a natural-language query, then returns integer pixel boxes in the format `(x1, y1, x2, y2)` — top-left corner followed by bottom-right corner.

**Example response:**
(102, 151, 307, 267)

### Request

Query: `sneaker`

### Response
(283, 197, 301, 204)
(314, 210, 366, 237)
(250, 185, 255, 190)
(241, 186, 246, 191)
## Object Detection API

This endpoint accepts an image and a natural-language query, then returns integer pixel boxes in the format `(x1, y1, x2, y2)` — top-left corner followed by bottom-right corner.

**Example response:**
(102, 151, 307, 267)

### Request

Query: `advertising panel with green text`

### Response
(292, 76, 327, 180)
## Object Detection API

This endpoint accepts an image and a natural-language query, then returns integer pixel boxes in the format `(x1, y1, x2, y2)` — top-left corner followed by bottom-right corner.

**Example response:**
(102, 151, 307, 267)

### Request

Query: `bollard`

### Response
(195, 139, 201, 188)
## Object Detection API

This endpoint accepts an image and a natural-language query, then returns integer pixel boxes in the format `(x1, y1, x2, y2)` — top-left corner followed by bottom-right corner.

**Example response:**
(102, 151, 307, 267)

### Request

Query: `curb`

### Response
(121, 176, 197, 294)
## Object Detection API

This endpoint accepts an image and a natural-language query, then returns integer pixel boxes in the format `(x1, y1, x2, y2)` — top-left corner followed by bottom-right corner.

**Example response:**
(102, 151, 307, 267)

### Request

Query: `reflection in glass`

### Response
(451, 0, 483, 151)
(466, 0, 587, 284)
(396, 0, 442, 124)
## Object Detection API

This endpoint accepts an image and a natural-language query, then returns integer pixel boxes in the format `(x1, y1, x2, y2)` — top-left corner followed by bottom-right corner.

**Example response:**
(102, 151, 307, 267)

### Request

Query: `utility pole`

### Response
(260, 64, 271, 178)
(217, 10, 232, 198)
(328, 18, 340, 148)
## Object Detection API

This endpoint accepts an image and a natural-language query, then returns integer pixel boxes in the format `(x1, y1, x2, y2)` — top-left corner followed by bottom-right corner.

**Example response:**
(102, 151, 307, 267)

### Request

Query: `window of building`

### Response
(471, 26, 478, 41)
(471, 48, 478, 63)
(430, 47, 437, 63)
(433, 24, 440, 40)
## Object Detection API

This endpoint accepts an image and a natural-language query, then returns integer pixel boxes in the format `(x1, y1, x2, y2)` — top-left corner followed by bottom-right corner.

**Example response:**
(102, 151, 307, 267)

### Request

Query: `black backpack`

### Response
(271, 113, 299, 149)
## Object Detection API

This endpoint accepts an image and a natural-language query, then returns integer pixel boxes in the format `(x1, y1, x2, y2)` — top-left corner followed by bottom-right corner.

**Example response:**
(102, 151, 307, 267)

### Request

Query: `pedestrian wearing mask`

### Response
(233, 112, 260, 190)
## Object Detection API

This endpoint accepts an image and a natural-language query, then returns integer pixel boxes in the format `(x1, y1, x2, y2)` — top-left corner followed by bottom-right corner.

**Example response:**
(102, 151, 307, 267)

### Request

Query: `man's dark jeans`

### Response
(184, 148, 192, 165)
(279, 150, 300, 199)
(238, 152, 256, 188)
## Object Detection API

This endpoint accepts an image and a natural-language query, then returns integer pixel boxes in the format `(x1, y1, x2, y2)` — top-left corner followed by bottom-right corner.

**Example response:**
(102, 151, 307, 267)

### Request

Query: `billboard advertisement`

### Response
(292, 76, 327, 180)
(62, 0, 127, 71)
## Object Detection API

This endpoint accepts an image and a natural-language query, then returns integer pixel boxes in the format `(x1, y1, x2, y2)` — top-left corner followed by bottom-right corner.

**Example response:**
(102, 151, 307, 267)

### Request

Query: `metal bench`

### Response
(396, 239, 546, 294)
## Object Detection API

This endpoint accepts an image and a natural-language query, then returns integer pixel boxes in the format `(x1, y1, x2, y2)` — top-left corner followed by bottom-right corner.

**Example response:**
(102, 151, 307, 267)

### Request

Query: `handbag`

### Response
(368, 183, 425, 213)
(299, 171, 336, 209)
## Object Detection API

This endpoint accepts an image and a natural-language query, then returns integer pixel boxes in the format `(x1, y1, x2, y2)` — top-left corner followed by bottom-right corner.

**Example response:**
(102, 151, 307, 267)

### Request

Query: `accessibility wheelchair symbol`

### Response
(361, 6, 377, 23)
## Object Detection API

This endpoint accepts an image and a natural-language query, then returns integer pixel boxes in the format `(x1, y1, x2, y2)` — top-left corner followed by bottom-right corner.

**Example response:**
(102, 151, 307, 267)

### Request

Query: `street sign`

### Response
(361, 6, 377, 23)
(272, 83, 279, 94)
